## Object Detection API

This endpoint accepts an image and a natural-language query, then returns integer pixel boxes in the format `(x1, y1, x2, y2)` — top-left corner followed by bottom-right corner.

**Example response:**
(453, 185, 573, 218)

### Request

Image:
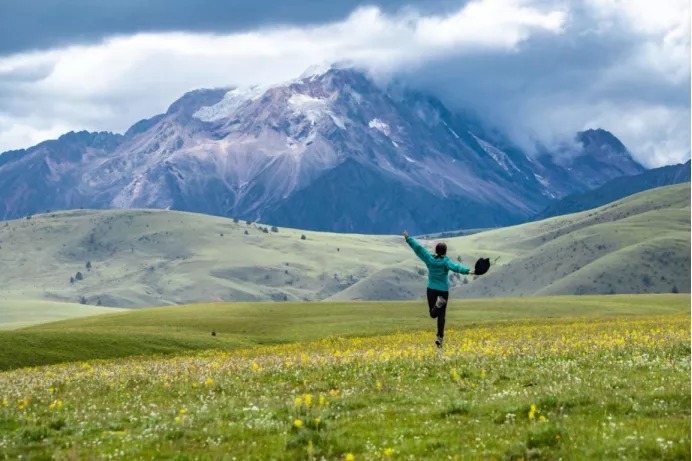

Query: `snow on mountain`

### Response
(368, 118, 391, 136)
(193, 85, 268, 122)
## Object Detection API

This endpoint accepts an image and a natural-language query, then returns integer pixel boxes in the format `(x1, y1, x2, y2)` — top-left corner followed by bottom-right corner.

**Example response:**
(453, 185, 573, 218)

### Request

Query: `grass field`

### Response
(0, 295, 689, 459)
(0, 184, 688, 311)
(0, 294, 688, 371)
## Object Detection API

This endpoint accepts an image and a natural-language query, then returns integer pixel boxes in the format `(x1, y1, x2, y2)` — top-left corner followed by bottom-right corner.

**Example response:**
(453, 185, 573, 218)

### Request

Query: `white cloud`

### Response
(0, 0, 688, 168)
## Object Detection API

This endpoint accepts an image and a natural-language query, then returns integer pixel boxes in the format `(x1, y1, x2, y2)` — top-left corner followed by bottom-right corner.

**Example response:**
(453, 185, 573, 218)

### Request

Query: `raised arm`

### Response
(403, 231, 434, 265)
(445, 258, 471, 275)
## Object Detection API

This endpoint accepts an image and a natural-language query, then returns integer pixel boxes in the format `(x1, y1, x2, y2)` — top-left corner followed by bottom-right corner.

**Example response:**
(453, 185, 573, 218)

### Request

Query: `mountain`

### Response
(534, 160, 691, 220)
(0, 65, 646, 233)
(0, 184, 687, 308)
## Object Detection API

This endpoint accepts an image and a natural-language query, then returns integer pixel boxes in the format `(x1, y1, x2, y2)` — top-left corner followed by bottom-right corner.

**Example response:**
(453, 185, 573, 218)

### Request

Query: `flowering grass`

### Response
(0, 312, 689, 460)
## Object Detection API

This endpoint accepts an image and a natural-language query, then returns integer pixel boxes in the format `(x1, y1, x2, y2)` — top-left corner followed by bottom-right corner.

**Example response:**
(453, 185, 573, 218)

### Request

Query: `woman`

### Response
(403, 231, 474, 348)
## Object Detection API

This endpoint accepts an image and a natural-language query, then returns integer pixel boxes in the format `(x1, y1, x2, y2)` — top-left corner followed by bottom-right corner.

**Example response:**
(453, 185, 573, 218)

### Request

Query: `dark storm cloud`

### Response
(0, 0, 459, 54)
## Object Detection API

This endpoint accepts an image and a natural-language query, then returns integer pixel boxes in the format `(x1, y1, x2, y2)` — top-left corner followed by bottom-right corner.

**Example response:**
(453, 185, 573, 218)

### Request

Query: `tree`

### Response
(75, 272, 83, 281)
(233, 218, 239, 224)
(86, 261, 92, 271)
(244, 230, 249, 235)
(70, 276, 75, 284)
(301, 234, 307, 240)
(246, 220, 252, 225)
(262, 227, 269, 234)
(79, 296, 87, 305)
(672, 285, 679, 294)
(271, 226, 278, 233)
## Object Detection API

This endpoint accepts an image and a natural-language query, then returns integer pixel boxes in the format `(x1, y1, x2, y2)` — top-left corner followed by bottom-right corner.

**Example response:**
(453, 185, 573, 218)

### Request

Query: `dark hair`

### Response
(434, 242, 447, 259)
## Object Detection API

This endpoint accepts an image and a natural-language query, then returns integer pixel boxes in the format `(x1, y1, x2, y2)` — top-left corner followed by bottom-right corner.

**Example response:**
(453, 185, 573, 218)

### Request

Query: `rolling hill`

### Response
(0, 184, 688, 317)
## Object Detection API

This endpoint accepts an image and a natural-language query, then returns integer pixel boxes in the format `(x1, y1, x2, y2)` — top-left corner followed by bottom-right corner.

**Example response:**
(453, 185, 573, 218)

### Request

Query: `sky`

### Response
(0, 0, 689, 167)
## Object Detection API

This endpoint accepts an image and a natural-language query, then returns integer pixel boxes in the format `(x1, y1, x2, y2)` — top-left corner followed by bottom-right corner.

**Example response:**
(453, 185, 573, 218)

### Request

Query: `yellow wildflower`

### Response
(304, 394, 313, 407)
(294, 397, 303, 407)
(345, 454, 355, 461)
(528, 404, 537, 421)
(179, 408, 187, 415)
(49, 399, 62, 409)
(539, 415, 547, 422)
(384, 447, 394, 457)
(293, 419, 303, 428)
(204, 377, 214, 387)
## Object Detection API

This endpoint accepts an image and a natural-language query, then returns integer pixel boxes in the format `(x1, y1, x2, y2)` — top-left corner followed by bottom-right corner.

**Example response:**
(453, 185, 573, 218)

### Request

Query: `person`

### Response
(403, 231, 473, 348)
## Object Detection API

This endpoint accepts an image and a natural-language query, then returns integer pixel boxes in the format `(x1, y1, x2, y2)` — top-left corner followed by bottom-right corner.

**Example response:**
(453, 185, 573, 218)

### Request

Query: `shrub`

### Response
(75, 272, 83, 281)
(301, 234, 307, 240)
(271, 226, 278, 233)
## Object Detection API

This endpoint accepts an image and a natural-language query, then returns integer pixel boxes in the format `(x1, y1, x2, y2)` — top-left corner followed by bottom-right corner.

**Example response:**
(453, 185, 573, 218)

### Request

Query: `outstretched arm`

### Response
(402, 231, 434, 265)
(446, 259, 472, 275)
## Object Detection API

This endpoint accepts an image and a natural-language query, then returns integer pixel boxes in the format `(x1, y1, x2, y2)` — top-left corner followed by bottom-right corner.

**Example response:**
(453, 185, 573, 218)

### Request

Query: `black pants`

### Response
(426, 288, 449, 338)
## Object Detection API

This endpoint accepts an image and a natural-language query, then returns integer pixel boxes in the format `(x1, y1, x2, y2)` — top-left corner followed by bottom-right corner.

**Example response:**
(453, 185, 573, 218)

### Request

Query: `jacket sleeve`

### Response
(405, 236, 434, 265)
(446, 259, 471, 275)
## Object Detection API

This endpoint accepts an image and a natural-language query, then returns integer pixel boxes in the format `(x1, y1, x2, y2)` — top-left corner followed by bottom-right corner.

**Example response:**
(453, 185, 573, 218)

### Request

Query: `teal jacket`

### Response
(406, 236, 470, 291)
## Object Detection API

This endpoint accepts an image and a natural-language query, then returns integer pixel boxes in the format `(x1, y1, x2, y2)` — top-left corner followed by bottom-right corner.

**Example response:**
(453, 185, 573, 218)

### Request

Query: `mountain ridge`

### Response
(0, 66, 646, 233)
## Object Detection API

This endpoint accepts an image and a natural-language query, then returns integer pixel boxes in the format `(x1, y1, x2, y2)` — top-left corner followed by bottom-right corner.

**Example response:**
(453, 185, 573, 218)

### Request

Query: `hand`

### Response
(402, 230, 409, 238)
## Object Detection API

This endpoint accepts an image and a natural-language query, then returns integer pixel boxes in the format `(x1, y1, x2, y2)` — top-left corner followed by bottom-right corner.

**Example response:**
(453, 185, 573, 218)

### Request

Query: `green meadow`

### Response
(0, 294, 689, 460)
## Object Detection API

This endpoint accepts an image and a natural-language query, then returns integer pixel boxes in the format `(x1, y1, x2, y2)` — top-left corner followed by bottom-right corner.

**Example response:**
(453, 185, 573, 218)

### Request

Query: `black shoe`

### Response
(435, 335, 443, 348)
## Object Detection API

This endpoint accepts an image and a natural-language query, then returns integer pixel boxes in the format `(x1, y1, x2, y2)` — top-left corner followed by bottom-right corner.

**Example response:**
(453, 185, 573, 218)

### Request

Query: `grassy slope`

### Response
(448, 183, 691, 298)
(0, 184, 689, 312)
(0, 300, 124, 330)
(0, 209, 403, 308)
(0, 294, 688, 371)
